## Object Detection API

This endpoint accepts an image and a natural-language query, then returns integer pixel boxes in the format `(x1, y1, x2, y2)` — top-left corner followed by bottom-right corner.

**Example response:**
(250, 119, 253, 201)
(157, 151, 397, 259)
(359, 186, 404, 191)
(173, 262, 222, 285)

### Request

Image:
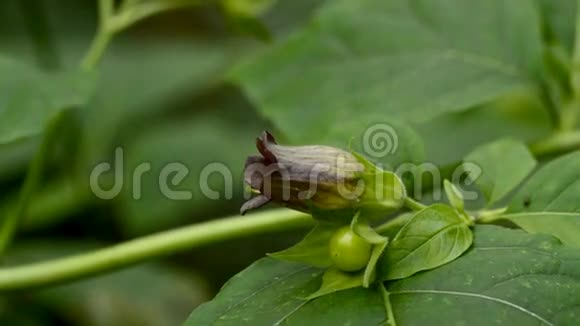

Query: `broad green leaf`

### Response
(306, 268, 363, 299)
(381, 204, 472, 281)
(416, 89, 551, 166)
(185, 259, 323, 325)
(499, 212, 580, 247)
(387, 225, 580, 325)
(186, 226, 580, 325)
(232, 0, 544, 144)
(464, 139, 537, 205)
(325, 117, 425, 171)
(509, 151, 580, 213)
(507, 151, 580, 244)
(269, 223, 339, 268)
(0, 56, 94, 145)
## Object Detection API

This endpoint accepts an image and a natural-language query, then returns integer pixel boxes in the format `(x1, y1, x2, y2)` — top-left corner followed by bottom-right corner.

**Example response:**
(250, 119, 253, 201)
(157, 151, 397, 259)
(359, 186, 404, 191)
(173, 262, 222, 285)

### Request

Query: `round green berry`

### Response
(329, 226, 372, 272)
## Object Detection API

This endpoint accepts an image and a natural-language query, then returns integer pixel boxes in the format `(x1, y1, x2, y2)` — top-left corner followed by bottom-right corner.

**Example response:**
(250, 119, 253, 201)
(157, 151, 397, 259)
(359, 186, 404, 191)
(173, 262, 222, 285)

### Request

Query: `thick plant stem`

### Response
(0, 209, 313, 292)
(529, 130, 580, 157)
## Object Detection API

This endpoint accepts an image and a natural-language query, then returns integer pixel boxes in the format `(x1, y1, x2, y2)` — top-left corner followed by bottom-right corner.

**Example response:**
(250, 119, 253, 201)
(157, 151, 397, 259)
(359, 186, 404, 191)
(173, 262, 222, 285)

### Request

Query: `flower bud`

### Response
(241, 131, 365, 214)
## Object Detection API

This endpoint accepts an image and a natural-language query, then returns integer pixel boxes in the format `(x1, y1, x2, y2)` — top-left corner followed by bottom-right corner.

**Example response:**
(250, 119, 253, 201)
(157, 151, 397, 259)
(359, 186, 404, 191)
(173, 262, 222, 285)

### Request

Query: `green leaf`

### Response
(416, 89, 551, 166)
(506, 151, 580, 244)
(380, 204, 473, 281)
(269, 223, 339, 268)
(443, 179, 464, 211)
(232, 0, 544, 144)
(186, 226, 580, 325)
(464, 138, 537, 205)
(0, 56, 95, 145)
(306, 267, 363, 299)
(185, 259, 323, 325)
(499, 212, 580, 247)
(509, 151, 580, 213)
(386, 225, 580, 325)
(325, 117, 426, 170)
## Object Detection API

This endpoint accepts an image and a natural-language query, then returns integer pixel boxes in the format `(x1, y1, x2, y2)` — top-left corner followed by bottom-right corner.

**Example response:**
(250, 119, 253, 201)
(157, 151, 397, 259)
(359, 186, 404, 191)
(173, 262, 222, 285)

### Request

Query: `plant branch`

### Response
(529, 130, 580, 157)
(0, 111, 67, 254)
(0, 209, 313, 292)
(80, 0, 207, 70)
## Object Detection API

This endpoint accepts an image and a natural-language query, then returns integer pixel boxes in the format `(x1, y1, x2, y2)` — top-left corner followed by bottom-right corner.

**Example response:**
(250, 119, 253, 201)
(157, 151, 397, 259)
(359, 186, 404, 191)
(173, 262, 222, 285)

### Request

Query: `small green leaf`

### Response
(306, 268, 363, 300)
(499, 212, 580, 247)
(443, 180, 464, 212)
(0, 56, 95, 145)
(269, 223, 339, 268)
(464, 138, 536, 205)
(380, 204, 473, 281)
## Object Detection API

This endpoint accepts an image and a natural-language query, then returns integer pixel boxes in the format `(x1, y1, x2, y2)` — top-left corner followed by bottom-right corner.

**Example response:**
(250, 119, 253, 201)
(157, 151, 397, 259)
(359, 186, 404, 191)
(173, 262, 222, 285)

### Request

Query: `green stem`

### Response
(529, 130, 580, 157)
(80, 0, 206, 70)
(0, 111, 66, 254)
(403, 197, 427, 211)
(380, 283, 397, 326)
(80, 0, 114, 70)
(0, 209, 312, 291)
(79, 28, 113, 71)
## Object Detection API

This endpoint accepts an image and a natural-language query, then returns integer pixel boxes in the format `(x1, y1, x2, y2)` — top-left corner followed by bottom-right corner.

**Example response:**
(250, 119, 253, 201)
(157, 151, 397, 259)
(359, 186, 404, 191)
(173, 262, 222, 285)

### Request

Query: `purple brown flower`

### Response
(241, 131, 365, 215)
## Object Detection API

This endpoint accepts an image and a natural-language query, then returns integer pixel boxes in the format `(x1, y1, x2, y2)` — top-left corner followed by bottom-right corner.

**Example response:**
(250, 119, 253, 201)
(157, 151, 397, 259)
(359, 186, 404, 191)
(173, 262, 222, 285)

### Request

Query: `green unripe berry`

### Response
(329, 226, 372, 272)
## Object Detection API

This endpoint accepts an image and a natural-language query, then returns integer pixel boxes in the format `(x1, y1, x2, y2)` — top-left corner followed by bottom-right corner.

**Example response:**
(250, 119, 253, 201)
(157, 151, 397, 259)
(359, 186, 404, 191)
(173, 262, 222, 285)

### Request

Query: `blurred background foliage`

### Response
(0, 0, 321, 324)
(0, 0, 574, 325)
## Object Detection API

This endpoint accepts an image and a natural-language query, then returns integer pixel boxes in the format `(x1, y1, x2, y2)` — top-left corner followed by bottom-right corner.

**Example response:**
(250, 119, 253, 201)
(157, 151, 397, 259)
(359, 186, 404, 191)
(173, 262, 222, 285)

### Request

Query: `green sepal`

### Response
(306, 267, 364, 300)
(269, 223, 340, 268)
(351, 151, 407, 217)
